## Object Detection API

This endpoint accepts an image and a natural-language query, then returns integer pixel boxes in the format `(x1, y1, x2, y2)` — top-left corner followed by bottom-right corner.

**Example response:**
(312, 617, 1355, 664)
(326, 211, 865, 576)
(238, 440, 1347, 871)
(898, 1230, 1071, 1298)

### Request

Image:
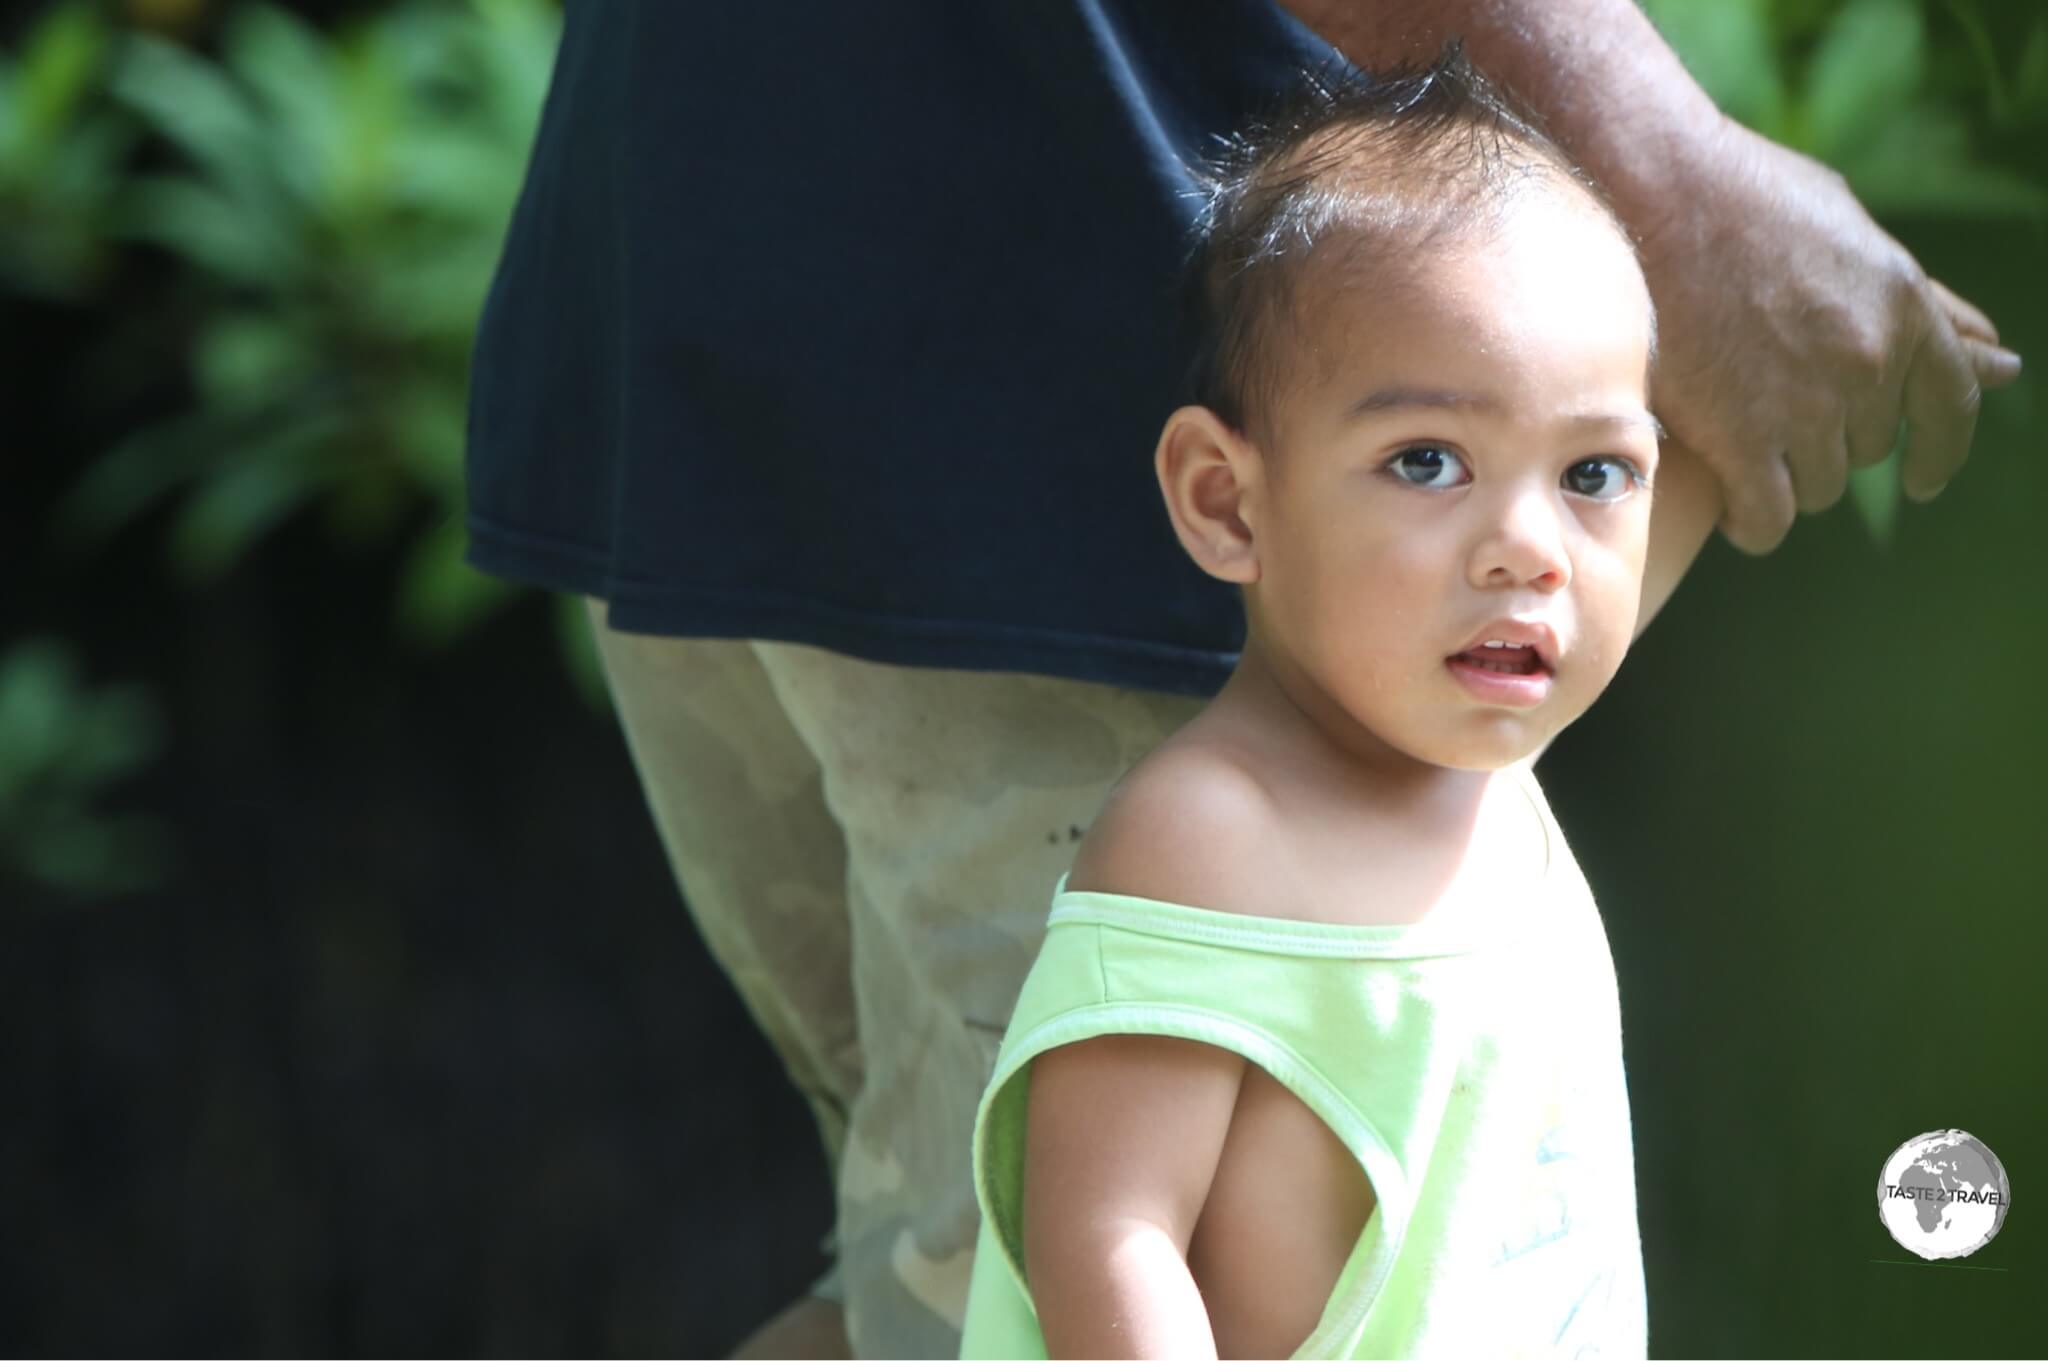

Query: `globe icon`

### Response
(1876, 1129, 2010, 1260)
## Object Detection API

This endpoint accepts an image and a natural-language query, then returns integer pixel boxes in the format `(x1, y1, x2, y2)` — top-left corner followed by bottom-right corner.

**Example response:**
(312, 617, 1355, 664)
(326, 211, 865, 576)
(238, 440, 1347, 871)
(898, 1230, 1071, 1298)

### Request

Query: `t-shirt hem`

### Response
(465, 513, 1240, 697)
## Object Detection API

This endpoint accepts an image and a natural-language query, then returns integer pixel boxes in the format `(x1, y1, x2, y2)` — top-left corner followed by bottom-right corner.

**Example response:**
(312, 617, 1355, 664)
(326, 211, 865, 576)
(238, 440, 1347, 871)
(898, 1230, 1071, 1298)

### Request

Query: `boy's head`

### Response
(1156, 46, 1663, 772)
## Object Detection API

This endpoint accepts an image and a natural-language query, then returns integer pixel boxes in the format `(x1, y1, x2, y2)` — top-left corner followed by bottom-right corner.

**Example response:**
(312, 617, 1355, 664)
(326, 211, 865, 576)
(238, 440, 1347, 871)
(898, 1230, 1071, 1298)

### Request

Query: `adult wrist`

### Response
(1273, 0, 1736, 261)
(1600, 106, 1741, 275)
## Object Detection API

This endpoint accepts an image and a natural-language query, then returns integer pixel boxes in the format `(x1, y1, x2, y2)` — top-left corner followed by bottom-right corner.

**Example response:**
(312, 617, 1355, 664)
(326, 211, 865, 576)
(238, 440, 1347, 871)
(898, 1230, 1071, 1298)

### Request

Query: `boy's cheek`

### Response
(1605, 502, 1655, 564)
(1569, 567, 1645, 686)
(1584, 529, 1652, 596)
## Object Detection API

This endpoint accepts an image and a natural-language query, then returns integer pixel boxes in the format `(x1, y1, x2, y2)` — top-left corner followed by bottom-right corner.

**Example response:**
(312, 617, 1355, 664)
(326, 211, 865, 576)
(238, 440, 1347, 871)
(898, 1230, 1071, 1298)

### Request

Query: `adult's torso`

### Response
(463, 0, 1346, 695)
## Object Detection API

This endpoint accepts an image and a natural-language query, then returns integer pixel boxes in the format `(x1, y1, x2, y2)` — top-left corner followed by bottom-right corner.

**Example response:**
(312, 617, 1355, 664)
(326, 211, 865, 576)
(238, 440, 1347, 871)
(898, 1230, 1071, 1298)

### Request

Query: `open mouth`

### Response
(1449, 644, 1547, 676)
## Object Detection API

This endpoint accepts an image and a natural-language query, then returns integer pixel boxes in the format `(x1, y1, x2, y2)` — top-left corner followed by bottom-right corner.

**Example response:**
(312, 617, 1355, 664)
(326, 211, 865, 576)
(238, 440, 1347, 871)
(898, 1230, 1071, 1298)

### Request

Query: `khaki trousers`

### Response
(582, 600, 1206, 1358)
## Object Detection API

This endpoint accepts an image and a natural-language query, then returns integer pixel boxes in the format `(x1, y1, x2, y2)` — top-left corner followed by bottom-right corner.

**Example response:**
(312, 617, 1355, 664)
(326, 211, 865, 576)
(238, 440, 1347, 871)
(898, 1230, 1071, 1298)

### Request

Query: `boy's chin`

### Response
(1408, 714, 1571, 772)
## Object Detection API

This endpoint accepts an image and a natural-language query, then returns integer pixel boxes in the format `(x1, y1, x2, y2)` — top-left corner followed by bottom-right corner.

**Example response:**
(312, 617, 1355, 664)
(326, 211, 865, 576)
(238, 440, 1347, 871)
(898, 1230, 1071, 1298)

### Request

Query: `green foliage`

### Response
(0, 1, 136, 299)
(0, 638, 173, 901)
(45, 0, 561, 655)
(1641, 0, 2048, 547)
(1943, 0, 2048, 131)
(1644, 0, 2048, 213)
(1846, 428, 1908, 546)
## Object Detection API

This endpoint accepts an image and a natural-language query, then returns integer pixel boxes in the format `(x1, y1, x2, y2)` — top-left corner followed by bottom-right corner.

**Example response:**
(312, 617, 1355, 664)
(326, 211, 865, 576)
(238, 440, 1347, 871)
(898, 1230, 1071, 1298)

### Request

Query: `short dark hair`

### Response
(1179, 42, 1646, 451)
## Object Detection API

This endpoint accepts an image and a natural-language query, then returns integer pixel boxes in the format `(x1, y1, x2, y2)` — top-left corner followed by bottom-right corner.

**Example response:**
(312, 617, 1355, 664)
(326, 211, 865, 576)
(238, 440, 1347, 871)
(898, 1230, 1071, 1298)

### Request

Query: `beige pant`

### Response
(582, 600, 1207, 1358)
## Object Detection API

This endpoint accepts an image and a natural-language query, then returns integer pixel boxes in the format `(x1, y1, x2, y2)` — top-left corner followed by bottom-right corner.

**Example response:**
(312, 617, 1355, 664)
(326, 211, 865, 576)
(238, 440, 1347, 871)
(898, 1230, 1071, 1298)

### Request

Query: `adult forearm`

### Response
(1273, 0, 1723, 249)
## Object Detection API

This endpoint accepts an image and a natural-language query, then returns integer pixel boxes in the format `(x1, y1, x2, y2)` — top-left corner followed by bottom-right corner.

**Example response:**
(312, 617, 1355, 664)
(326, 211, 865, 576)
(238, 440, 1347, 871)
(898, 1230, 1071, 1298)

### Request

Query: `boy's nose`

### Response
(1469, 486, 1571, 591)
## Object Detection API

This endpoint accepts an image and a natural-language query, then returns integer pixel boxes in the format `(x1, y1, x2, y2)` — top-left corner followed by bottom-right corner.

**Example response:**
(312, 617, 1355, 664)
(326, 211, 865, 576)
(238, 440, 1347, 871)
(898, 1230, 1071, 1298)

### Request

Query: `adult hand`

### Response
(1270, 0, 2023, 551)
(1636, 117, 2023, 553)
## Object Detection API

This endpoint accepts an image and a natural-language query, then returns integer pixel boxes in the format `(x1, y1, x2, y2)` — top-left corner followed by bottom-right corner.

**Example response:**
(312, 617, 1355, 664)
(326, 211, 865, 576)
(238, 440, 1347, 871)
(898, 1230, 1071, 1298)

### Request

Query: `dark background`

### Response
(5, 503, 834, 1354)
(5, 0, 2045, 1355)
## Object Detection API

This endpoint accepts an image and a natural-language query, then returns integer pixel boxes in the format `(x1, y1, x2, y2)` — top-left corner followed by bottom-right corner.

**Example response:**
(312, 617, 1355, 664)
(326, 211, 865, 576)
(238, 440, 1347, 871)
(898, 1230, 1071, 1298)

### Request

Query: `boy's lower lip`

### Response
(1445, 655, 1553, 708)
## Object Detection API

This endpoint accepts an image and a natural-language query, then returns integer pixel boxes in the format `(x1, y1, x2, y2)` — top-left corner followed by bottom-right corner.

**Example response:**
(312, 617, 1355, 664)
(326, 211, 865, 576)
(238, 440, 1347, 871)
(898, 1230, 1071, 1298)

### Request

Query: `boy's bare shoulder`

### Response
(1068, 734, 1528, 928)
(1064, 739, 1288, 916)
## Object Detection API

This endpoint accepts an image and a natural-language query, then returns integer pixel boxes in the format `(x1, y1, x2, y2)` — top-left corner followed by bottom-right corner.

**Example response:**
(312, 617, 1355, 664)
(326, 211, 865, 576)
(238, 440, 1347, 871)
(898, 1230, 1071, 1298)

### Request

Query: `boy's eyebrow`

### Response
(1344, 386, 1667, 440)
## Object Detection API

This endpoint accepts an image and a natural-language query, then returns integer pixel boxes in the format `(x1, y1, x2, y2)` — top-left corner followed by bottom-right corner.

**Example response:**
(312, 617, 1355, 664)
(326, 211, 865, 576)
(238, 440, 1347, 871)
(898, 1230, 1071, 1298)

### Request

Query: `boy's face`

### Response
(1243, 187, 1659, 771)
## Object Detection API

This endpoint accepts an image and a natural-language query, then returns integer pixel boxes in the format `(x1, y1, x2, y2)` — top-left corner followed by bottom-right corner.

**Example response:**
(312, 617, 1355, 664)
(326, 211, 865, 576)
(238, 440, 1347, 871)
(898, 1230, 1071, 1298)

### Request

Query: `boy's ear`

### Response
(1154, 405, 1262, 585)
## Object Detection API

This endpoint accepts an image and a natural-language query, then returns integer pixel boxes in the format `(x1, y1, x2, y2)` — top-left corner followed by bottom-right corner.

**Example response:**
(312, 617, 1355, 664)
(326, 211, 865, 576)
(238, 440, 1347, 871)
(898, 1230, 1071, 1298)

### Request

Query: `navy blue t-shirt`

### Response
(462, 0, 1345, 697)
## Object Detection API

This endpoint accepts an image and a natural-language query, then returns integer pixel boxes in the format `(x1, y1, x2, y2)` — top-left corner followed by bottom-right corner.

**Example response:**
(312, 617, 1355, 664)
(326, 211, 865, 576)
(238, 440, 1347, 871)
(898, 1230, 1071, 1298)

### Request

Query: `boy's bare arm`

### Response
(1023, 1033, 1246, 1360)
(1637, 441, 1721, 639)
(1023, 761, 1281, 1357)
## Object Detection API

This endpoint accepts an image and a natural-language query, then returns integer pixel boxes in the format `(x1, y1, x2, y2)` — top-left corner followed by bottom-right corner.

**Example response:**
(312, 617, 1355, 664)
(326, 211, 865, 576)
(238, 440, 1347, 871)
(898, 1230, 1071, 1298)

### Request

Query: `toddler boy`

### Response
(959, 46, 1725, 1359)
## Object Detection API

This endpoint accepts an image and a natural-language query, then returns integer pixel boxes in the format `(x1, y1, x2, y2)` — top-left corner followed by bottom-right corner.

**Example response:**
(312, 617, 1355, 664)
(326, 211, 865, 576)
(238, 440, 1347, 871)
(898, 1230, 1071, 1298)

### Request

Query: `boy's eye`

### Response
(1563, 456, 1642, 501)
(1386, 444, 1470, 489)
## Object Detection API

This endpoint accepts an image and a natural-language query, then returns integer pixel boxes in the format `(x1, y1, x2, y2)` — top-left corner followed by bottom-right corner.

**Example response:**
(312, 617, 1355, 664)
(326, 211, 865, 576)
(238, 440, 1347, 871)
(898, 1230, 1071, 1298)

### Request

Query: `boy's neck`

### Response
(1202, 637, 1497, 817)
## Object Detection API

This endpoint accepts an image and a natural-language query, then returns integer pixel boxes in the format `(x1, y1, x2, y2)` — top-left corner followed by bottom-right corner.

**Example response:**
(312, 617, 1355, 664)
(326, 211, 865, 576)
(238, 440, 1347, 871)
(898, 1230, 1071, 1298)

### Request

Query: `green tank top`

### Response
(959, 766, 1647, 1359)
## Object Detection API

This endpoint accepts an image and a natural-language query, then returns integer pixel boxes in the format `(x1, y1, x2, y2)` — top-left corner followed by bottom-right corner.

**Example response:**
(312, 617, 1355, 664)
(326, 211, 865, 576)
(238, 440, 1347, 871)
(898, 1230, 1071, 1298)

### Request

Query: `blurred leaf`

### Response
(107, 31, 280, 221)
(1849, 441, 1905, 548)
(195, 310, 315, 412)
(328, 20, 404, 224)
(0, 641, 81, 795)
(57, 683, 164, 789)
(1838, 103, 2048, 217)
(11, 0, 107, 158)
(1939, 0, 2010, 119)
(0, 3, 131, 298)
(396, 512, 520, 647)
(0, 639, 172, 903)
(112, 173, 298, 284)
(386, 382, 469, 496)
(220, 5, 341, 214)
(1805, 0, 1926, 157)
(39, 107, 130, 204)
(1640, 0, 1788, 135)
(464, 0, 560, 141)
(20, 813, 176, 899)
(1998, 16, 2048, 119)
(555, 590, 613, 716)
(363, 224, 502, 338)
(320, 462, 410, 548)
(2020, 20, 2048, 107)
(375, 1, 469, 95)
(166, 423, 341, 582)
(46, 411, 225, 555)
(52, 0, 578, 689)
(1851, 155, 2048, 218)
(388, 122, 527, 222)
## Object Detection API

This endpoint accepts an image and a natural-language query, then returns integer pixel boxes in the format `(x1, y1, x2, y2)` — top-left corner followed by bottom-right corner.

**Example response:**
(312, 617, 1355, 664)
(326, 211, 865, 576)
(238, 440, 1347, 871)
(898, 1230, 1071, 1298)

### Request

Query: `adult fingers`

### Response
(1927, 278, 2000, 345)
(1930, 280, 2024, 385)
(1715, 449, 1797, 554)
(1899, 311, 1982, 503)
(1787, 426, 1851, 513)
(1844, 400, 1899, 472)
(1844, 337, 2014, 485)
(1963, 335, 2024, 389)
